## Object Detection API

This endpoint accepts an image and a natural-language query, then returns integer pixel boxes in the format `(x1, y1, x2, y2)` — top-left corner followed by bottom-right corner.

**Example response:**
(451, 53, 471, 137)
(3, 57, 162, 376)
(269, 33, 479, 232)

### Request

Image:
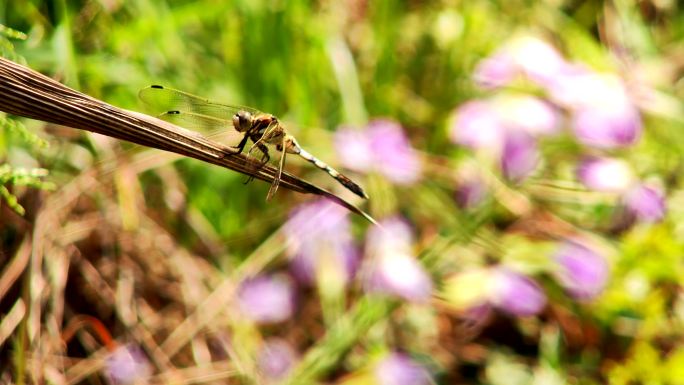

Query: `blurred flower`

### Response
(475, 37, 642, 149)
(335, 120, 421, 184)
(456, 174, 488, 209)
(374, 353, 431, 385)
(576, 157, 634, 192)
(474, 36, 569, 88)
(473, 52, 517, 89)
(554, 241, 609, 300)
(496, 96, 560, 137)
(490, 269, 546, 316)
(332, 129, 374, 172)
(365, 218, 432, 302)
(104, 344, 152, 385)
(284, 199, 359, 286)
(449, 100, 505, 151)
(257, 339, 297, 381)
(509, 36, 569, 85)
(500, 131, 539, 182)
(576, 159, 666, 223)
(623, 183, 666, 223)
(549, 69, 642, 148)
(237, 275, 295, 323)
(450, 95, 558, 183)
(571, 104, 641, 148)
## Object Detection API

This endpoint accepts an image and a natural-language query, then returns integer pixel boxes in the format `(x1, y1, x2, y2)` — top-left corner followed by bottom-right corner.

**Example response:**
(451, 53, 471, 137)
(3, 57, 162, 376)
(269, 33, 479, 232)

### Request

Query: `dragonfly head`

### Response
(232, 110, 253, 132)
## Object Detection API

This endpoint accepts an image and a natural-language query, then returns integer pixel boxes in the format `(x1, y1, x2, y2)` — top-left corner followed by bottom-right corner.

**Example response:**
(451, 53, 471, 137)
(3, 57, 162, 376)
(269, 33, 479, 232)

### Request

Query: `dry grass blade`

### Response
(0, 57, 375, 223)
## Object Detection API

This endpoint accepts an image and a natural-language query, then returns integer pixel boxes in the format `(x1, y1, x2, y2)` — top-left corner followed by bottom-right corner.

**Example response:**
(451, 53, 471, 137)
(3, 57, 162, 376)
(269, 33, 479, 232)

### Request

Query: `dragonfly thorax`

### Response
(232, 110, 253, 133)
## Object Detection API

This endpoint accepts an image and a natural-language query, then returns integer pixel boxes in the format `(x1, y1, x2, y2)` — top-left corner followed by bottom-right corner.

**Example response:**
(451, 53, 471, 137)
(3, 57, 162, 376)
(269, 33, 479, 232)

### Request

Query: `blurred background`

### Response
(2, 0, 684, 384)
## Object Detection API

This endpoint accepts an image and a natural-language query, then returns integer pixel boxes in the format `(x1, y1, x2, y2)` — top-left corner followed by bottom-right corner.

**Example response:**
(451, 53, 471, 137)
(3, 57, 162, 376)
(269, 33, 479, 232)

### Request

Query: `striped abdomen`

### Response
(294, 147, 369, 199)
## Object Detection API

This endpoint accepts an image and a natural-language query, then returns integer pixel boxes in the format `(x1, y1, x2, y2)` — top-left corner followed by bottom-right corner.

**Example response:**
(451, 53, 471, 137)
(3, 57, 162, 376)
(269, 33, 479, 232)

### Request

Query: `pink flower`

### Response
(257, 339, 297, 380)
(365, 218, 432, 302)
(375, 353, 431, 385)
(473, 36, 570, 88)
(450, 96, 558, 183)
(554, 242, 609, 300)
(335, 120, 421, 184)
(576, 157, 634, 192)
(450, 100, 505, 151)
(284, 199, 359, 286)
(623, 184, 666, 223)
(572, 105, 641, 148)
(576, 159, 667, 223)
(473, 52, 517, 89)
(500, 131, 539, 183)
(104, 344, 152, 384)
(490, 269, 546, 316)
(332, 129, 374, 172)
(456, 175, 488, 209)
(549, 69, 642, 148)
(497, 96, 560, 137)
(237, 275, 295, 323)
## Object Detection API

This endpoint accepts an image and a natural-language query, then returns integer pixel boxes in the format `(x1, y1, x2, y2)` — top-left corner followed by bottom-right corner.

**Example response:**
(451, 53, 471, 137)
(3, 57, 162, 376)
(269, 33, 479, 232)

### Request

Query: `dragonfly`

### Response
(139, 85, 369, 201)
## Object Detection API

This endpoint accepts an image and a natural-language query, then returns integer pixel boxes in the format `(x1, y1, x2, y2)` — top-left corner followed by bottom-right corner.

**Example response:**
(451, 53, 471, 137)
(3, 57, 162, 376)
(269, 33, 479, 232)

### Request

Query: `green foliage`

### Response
(0, 23, 26, 61)
(0, 163, 54, 215)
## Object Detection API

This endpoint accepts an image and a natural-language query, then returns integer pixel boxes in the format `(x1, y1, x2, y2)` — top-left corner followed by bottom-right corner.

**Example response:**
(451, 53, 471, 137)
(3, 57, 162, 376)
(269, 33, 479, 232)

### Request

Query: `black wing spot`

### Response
(167, 110, 181, 115)
(151, 85, 164, 89)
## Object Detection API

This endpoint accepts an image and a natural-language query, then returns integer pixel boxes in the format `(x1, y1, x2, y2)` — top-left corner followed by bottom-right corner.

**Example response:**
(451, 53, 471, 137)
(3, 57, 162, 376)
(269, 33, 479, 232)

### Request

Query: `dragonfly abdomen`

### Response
(296, 147, 369, 199)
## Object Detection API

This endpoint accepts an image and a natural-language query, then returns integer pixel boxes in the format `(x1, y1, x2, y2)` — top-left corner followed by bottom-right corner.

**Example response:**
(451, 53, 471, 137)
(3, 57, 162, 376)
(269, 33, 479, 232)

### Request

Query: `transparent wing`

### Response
(139, 85, 262, 119)
(157, 110, 245, 144)
(158, 110, 230, 130)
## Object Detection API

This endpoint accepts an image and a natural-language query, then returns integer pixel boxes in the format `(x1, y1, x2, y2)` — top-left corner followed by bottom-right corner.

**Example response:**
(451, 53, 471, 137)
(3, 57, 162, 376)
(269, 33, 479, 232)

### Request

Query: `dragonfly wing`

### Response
(139, 85, 261, 120)
(158, 110, 231, 130)
(157, 110, 244, 143)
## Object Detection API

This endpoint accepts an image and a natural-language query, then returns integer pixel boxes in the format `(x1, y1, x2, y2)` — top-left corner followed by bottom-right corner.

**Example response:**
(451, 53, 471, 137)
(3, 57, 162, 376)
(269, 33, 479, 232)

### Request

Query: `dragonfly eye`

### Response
(233, 111, 253, 132)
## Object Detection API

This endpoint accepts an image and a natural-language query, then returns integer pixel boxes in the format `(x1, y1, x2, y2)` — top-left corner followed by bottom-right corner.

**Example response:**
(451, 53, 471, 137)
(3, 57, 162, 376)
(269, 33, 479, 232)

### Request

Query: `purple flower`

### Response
(284, 199, 359, 285)
(576, 157, 634, 192)
(473, 52, 517, 89)
(549, 70, 642, 148)
(237, 275, 295, 323)
(104, 344, 152, 384)
(335, 120, 421, 184)
(449, 100, 505, 151)
(497, 96, 560, 137)
(554, 242, 609, 300)
(623, 184, 666, 223)
(257, 339, 297, 380)
(473, 37, 569, 89)
(572, 105, 642, 148)
(451, 96, 557, 183)
(365, 218, 432, 302)
(500, 131, 539, 183)
(490, 269, 546, 316)
(456, 175, 488, 209)
(374, 353, 431, 385)
(510, 36, 569, 85)
(333, 129, 374, 172)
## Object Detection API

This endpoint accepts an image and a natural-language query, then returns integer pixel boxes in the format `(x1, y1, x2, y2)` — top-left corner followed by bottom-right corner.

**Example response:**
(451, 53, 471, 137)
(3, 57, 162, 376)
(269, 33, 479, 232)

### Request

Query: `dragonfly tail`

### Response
(296, 147, 369, 199)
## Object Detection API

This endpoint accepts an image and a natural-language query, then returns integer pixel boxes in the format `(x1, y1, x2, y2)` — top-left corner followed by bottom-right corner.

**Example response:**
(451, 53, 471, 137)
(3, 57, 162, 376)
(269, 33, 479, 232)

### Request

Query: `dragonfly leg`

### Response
(266, 136, 287, 201)
(231, 134, 250, 154)
(256, 143, 270, 167)
(243, 143, 270, 185)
